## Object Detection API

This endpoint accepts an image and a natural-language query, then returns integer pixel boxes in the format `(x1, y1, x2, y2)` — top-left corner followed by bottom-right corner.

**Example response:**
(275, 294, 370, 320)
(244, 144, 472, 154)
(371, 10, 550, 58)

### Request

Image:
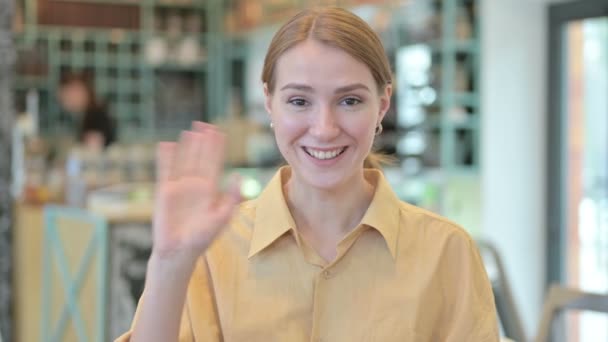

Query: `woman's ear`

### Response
(263, 83, 272, 115)
(377, 84, 392, 124)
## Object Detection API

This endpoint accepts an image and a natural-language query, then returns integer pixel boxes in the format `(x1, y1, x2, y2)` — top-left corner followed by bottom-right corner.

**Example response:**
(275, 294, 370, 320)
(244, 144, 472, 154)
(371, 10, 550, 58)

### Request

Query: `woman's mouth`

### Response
(303, 146, 347, 160)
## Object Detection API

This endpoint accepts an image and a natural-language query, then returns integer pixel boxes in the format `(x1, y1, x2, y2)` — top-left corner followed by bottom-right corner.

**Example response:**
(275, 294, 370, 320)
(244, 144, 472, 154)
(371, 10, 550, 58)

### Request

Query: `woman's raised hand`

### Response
(152, 121, 241, 263)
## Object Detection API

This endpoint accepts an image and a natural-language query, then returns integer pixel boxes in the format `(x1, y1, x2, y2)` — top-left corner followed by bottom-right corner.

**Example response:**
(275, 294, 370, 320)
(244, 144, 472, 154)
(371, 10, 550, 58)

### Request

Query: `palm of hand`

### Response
(152, 122, 240, 259)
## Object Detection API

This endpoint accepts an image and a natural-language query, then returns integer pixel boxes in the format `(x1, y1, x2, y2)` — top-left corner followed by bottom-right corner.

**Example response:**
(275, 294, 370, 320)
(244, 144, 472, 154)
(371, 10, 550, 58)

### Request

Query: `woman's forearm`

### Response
(130, 253, 196, 342)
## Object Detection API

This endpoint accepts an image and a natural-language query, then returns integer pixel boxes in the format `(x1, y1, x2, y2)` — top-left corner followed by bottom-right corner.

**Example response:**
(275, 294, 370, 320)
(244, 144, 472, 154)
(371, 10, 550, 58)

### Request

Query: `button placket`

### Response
(311, 272, 328, 342)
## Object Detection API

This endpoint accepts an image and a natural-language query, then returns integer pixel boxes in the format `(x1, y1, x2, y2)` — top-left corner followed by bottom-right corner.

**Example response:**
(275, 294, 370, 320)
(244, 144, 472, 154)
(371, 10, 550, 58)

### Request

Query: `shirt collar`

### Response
(248, 167, 401, 259)
(248, 166, 296, 258)
(359, 168, 401, 259)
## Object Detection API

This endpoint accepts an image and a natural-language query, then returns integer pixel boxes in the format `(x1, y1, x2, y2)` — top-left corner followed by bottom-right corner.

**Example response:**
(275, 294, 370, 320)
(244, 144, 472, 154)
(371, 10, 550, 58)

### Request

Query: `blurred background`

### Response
(0, 0, 606, 341)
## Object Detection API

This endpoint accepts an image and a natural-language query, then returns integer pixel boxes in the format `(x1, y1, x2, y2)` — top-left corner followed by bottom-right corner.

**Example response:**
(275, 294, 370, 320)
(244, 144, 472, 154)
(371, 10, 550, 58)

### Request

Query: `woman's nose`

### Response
(309, 106, 340, 141)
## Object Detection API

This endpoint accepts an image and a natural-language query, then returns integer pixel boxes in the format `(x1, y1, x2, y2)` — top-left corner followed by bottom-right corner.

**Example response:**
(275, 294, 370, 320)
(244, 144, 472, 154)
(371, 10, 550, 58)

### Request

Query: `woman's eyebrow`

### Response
(279, 83, 371, 93)
(334, 83, 371, 94)
(280, 83, 314, 92)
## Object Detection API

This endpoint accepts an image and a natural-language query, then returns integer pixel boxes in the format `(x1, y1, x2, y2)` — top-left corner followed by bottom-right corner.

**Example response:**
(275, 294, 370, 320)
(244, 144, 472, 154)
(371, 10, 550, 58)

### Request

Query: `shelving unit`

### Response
(14, 0, 226, 141)
(385, 0, 481, 174)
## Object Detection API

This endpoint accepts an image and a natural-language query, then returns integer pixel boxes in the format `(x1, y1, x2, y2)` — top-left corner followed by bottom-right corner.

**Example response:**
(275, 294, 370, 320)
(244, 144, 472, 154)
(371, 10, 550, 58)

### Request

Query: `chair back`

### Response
(535, 285, 608, 342)
(41, 205, 109, 342)
(477, 240, 528, 342)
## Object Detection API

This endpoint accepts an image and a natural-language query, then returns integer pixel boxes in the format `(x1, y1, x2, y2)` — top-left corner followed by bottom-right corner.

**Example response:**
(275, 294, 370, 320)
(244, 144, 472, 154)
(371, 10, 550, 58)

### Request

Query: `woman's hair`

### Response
(262, 7, 393, 169)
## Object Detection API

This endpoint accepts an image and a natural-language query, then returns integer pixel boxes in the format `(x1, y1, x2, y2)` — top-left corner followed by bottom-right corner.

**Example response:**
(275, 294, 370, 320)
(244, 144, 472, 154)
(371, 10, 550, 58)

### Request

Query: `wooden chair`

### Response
(535, 284, 608, 342)
(41, 205, 109, 342)
(477, 240, 528, 342)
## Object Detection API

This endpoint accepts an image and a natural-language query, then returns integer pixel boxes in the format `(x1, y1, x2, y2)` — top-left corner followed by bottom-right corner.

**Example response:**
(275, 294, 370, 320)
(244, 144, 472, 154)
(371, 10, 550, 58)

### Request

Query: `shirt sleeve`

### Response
(113, 291, 195, 342)
(114, 256, 221, 342)
(439, 230, 501, 342)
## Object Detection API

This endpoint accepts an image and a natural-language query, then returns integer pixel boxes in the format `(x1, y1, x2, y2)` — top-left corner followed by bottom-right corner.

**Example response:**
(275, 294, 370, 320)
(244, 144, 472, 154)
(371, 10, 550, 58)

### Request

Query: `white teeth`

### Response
(305, 147, 345, 160)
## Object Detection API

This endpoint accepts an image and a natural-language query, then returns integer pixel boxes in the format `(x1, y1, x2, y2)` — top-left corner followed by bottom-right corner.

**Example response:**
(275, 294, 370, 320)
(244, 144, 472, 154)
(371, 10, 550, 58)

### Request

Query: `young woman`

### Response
(119, 7, 499, 342)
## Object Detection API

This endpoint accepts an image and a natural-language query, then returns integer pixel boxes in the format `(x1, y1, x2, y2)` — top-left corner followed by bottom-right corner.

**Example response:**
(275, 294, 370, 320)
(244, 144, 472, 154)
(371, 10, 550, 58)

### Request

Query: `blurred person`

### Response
(58, 72, 117, 148)
(119, 7, 499, 342)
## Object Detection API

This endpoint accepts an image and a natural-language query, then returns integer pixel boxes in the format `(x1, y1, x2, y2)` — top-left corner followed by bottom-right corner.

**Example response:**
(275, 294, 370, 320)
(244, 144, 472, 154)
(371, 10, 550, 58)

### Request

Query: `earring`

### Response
(270, 122, 274, 129)
(374, 123, 383, 135)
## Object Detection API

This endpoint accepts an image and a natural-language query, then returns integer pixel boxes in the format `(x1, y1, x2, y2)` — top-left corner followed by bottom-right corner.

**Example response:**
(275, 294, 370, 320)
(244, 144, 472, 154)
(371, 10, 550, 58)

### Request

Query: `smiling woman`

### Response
(118, 7, 499, 342)
(262, 7, 394, 172)
(264, 39, 390, 193)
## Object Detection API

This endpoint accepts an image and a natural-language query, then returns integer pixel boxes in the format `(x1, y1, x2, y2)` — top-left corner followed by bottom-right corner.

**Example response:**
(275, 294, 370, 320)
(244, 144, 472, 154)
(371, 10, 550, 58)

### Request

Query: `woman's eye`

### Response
(341, 97, 362, 106)
(288, 98, 308, 106)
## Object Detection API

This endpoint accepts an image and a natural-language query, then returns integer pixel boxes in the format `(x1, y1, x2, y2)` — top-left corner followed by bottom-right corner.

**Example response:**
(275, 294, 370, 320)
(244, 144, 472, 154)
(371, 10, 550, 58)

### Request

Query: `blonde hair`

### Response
(262, 7, 393, 168)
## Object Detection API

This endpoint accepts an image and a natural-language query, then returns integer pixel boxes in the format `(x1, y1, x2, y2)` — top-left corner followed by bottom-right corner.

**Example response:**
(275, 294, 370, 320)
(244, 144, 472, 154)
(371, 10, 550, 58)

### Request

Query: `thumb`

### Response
(226, 173, 243, 203)
(211, 174, 242, 226)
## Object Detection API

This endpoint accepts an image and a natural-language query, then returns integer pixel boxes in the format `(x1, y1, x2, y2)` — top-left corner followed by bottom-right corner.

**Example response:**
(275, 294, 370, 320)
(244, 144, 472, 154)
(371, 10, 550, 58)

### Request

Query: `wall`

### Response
(480, 0, 569, 338)
(0, 0, 15, 340)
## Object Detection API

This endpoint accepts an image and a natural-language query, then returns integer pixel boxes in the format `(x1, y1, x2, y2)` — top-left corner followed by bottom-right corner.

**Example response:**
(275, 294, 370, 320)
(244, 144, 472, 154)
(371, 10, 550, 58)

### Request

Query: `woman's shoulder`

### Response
(396, 200, 475, 246)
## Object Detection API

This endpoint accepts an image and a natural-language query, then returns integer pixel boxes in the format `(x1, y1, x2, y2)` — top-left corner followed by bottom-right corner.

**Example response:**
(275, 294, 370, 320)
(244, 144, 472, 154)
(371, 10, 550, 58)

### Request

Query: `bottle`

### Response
(65, 148, 87, 207)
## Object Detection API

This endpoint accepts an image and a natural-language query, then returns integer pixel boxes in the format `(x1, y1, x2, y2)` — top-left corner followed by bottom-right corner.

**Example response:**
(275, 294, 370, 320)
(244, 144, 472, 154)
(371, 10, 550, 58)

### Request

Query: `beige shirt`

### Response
(118, 167, 499, 341)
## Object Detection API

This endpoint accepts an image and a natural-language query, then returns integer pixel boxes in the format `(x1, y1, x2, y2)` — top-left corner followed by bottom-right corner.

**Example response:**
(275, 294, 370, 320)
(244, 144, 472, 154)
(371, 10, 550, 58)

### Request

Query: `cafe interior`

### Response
(0, 0, 607, 341)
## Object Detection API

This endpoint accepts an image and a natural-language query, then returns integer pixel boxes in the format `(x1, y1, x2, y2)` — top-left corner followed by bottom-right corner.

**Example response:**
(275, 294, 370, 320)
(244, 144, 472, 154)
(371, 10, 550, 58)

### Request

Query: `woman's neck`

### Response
(283, 169, 375, 256)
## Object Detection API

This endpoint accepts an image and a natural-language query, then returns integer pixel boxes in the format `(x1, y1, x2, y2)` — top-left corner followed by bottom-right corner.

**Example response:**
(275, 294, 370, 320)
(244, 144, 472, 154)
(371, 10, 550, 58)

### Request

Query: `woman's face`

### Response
(58, 81, 90, 115)
(265, 39, 391, 190)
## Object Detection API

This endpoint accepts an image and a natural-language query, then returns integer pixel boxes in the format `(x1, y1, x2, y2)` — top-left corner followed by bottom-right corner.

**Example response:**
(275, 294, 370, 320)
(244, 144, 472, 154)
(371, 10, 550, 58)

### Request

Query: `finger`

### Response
(174, 131, 203, 178)
(226, 173, 243, 203)
(191, 121, 226, 182)
(211, 188, 241, 228)
(192, 121, 216, 133)
(197, 128, 226, 183)
(156, 142, 177, 183)
(209, 173, 241, 220)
